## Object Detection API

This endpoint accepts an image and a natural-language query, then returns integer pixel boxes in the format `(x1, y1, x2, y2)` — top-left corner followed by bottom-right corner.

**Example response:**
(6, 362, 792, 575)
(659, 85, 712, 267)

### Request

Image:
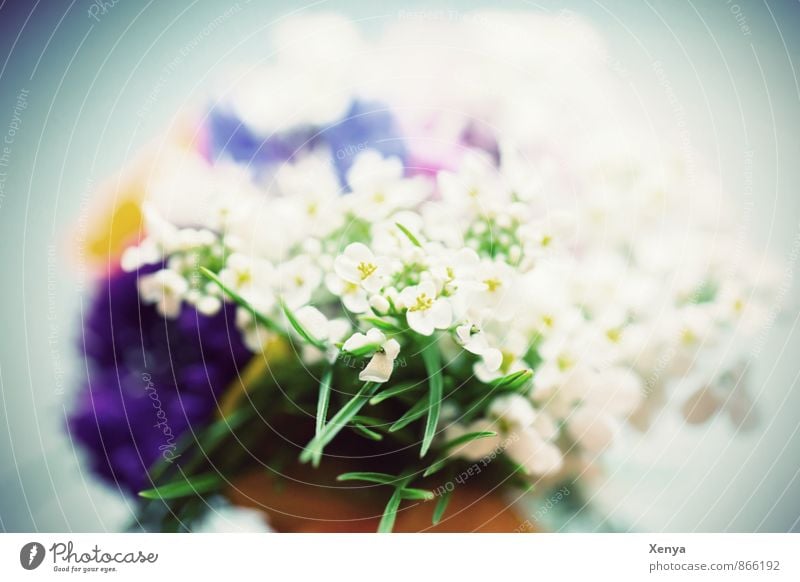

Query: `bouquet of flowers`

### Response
(70, 12, 778, 532)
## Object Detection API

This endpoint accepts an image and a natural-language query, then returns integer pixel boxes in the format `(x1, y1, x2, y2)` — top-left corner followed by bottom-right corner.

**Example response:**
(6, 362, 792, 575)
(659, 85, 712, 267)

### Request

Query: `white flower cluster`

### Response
(120, 13, 778, 479)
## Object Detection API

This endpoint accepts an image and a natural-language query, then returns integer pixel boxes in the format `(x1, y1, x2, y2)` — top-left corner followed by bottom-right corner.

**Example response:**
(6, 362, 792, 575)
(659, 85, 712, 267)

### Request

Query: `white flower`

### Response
(120, 239, 161, 271)
(505, 428, 563, 475)
(455, 322, 503, 374)
(343, 328, 388, 353)
(138, 269, 188, 318)
(333, 243, 390, 294)
(326, 273, 369, 313)
(369, 294, 391, 314)
(446, 419, 501, 460)
(235, 308, 273, 353)
(398, 281, 452, 336)
(219, 253, 276, 309)
(276, 255, 322, 309)
(474, 329, 529, 382)
(430, 247, 480, 295)
(566, 407, 618, 454)
(294, 306, 330, 341)
(343, 329, 401, 383)
(346, 150, 428, 220)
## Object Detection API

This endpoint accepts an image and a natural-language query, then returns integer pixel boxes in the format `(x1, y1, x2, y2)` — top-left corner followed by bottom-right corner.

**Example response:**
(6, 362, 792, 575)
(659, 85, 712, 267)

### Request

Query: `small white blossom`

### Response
(398, 281, 452, 336)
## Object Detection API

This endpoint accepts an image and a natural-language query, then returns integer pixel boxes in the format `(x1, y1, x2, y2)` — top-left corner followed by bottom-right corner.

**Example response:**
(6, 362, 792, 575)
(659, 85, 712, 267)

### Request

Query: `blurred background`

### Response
(0, 0, 798, 532)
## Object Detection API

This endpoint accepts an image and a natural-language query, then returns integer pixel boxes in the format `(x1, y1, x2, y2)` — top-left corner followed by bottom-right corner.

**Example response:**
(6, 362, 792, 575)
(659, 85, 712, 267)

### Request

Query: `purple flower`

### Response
(68, 266, 251, 495)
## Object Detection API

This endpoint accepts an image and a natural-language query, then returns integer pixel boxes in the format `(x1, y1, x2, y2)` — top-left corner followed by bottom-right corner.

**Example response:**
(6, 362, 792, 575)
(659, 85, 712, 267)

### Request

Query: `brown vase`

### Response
(227, 465, 532, 533)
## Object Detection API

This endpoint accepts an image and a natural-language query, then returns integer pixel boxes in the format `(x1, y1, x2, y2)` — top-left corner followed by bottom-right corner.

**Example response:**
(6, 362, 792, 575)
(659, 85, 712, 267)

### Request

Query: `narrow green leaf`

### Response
(388, 397, 430, 432)
(442, 430, 497, 452)
(396, 222, 422, 247)
(378, 490, 403, 533)
(489, 369, 532, 389)
(199, 267, 281, 332)
(351, 415, 385, 426)
(420, 344, 443, 457)
(422, 431, 497, 477)
(336, 472, 400, 485)
(432, 489, 452, 525)
(422, 458, 448, 478)
(353, 423, 383, 440)
(369, 381, 421, 405)
(138, 472, 222, 500)
(399, 487, 435, 501)
(315, 367, 334, 436)
(360, 316, 403, 332)
(377, 477, 412, 533)
(301, 382, 380, 465)
(280, 300, 326, 350)
(341, 341, 382, 357)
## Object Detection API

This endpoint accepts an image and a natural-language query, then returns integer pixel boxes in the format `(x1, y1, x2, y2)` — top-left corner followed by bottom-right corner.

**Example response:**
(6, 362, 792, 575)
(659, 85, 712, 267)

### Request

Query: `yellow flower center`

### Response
(557, 354, 573, 372)
(541, 314, 554, 328)
(606, 328, 621, 343)
(357, 262, 377, 280)
(484, 278, 502, 293)
(236, 270, 252, 287)
(372, 191, 386, 203)
(409, 293, 434, 312)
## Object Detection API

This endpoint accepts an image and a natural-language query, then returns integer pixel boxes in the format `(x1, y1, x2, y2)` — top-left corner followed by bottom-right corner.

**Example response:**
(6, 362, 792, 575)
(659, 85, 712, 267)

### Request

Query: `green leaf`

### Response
(422, 431, 496, 477)
(336, 472, 400, 485)
(280, 300, 326, 350)
(301, 382, 380, 466)
(377, 476, 412, 533)
(199, 267, 281, 332)
(442, 430, 497, 452)
(138, 472, 222, 500)
(369, 381, 421, 405)
(388, 397, 430, 432)
(360, 316, 403, 332)
(422, 458, 448, 478)
(420, 344, 443, 457)
(396, 222, 422, 247)
(399, 487, 435, 501)
(378, 489, 404, 533)
(432, 489, 451, 525)
(341, 341, 382, 357)
(353, 423, 383, 440)
(352, 415, 385, 426)
(489, 369, 533, 391)
(315, 367, 334, 436)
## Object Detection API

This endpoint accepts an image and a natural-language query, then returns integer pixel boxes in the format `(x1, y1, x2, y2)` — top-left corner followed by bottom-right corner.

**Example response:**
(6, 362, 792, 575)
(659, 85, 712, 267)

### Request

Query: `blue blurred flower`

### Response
(207, 99, 407, 187)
